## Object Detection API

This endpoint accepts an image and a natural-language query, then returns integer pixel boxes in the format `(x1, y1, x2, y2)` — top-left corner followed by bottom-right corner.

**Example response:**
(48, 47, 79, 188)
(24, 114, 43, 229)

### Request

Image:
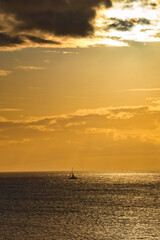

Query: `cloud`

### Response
(66, 121, 86, 127)
(0, 0, 112, 50)
(107, 18, 150, 32)
(0, 138, 30, 146)
(23, 35, 61, 45)
(0, 103, 158, 135)
(0, 108, 22, 112)
(84, 127, 128, 141)
(95, 0, 160, 45)
(1, 0, 160, 49)
(120, 88, 160, 92)
(0, 0, 112, 35)
(147, 97, 160, 105)
(15, 65, 45, 71)
(27, 125, 55, 132)
(1, 102, 160, 170)
(45, 50, 79, 54)
(0, 117, 7, 121)
(0, 32, 24, 46)
(0, 69, 11, 77)
(73, 105, 148, 116)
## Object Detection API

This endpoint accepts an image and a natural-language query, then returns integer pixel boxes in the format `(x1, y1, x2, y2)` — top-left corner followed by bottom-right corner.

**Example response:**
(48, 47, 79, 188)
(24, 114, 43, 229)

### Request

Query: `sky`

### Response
(0, 0, 160, 171)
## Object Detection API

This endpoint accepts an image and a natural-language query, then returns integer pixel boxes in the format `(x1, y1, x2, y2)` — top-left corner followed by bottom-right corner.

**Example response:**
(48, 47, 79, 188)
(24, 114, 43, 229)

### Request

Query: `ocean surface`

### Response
(0, 172, 159, 240)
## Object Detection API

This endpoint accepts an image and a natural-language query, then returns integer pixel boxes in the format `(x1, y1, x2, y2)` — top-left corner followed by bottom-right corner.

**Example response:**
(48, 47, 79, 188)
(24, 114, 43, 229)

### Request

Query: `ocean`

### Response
(0, 172, 159, 240)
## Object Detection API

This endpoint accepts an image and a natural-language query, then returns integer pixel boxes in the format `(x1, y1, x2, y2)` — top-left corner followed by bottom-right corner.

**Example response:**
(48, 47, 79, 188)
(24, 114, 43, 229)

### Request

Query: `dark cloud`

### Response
(108, 18, 134, 31)
(138, 18, 150, 25)
(24, 35, 60, 44)
(150, 2, 157, 7)
(0, 32, 24, 46)
(0, 0, 112, 38)
(17, 10, 95, 37)
(108, 18, 150, 31)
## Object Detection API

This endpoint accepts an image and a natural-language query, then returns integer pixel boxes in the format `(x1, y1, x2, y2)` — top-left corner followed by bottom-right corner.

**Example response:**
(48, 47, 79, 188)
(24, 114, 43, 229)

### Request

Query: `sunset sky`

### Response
(0, 0, 160, 171)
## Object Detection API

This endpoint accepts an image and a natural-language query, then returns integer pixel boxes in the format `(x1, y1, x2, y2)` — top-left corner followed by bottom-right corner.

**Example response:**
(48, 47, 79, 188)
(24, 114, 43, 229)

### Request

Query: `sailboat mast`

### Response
(68, 167, 77, 179)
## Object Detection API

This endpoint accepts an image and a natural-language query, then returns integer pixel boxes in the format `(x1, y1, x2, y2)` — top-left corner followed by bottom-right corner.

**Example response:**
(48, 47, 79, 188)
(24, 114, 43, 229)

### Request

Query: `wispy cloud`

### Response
(0, 103, 156, 132)
(15, 65, 45, 71)
(44, 59, 51, 63)
(45, 50, 79, 54)
(0, 108, 22, 112)
(0, 117, 7, 122)
(120, 88, 160, 92)
(0, 69, 11, 77)
(28, 86, 47, 90)
(0, 138, 30, 146)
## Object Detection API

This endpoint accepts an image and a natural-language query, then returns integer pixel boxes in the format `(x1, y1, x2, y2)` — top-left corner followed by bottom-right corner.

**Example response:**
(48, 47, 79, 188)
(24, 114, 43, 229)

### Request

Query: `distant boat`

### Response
(68, 168, 77, 179)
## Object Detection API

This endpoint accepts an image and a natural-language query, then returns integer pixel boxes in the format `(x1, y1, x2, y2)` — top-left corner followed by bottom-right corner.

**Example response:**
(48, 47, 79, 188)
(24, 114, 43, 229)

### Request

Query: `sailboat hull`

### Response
(68, 176, 77, 179)
(68, 168, 77, 179)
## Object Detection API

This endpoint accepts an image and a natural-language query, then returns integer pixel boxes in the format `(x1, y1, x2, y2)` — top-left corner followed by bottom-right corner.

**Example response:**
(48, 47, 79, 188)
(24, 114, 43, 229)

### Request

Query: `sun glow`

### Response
(93, 0, 160, 46)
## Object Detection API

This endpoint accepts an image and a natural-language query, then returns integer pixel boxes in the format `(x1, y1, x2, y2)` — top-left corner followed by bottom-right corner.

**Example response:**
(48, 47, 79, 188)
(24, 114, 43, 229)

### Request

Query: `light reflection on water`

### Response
(0, 172, 159, 240)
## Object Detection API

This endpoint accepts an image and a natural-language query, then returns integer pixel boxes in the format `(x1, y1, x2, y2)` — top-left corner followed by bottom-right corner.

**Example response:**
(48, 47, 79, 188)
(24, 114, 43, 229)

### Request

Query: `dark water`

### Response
(0, 172, 159, 240)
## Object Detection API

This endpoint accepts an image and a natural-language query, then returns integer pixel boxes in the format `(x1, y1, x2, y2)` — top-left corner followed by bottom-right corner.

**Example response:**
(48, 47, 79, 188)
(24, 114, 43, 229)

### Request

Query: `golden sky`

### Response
(0, 0, 160, 171)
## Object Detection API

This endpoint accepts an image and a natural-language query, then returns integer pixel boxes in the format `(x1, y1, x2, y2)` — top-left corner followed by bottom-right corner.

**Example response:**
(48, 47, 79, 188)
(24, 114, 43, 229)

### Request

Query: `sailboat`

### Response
(68, 168, 77, 179)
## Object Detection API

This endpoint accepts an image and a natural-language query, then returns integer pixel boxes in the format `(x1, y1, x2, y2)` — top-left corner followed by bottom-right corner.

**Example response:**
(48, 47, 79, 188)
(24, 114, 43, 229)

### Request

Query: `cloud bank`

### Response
(0, 102, 160, 143)
(1, 102, 160, 170)
(0, 0, 112, 50)
(1, 0, 160, 49)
